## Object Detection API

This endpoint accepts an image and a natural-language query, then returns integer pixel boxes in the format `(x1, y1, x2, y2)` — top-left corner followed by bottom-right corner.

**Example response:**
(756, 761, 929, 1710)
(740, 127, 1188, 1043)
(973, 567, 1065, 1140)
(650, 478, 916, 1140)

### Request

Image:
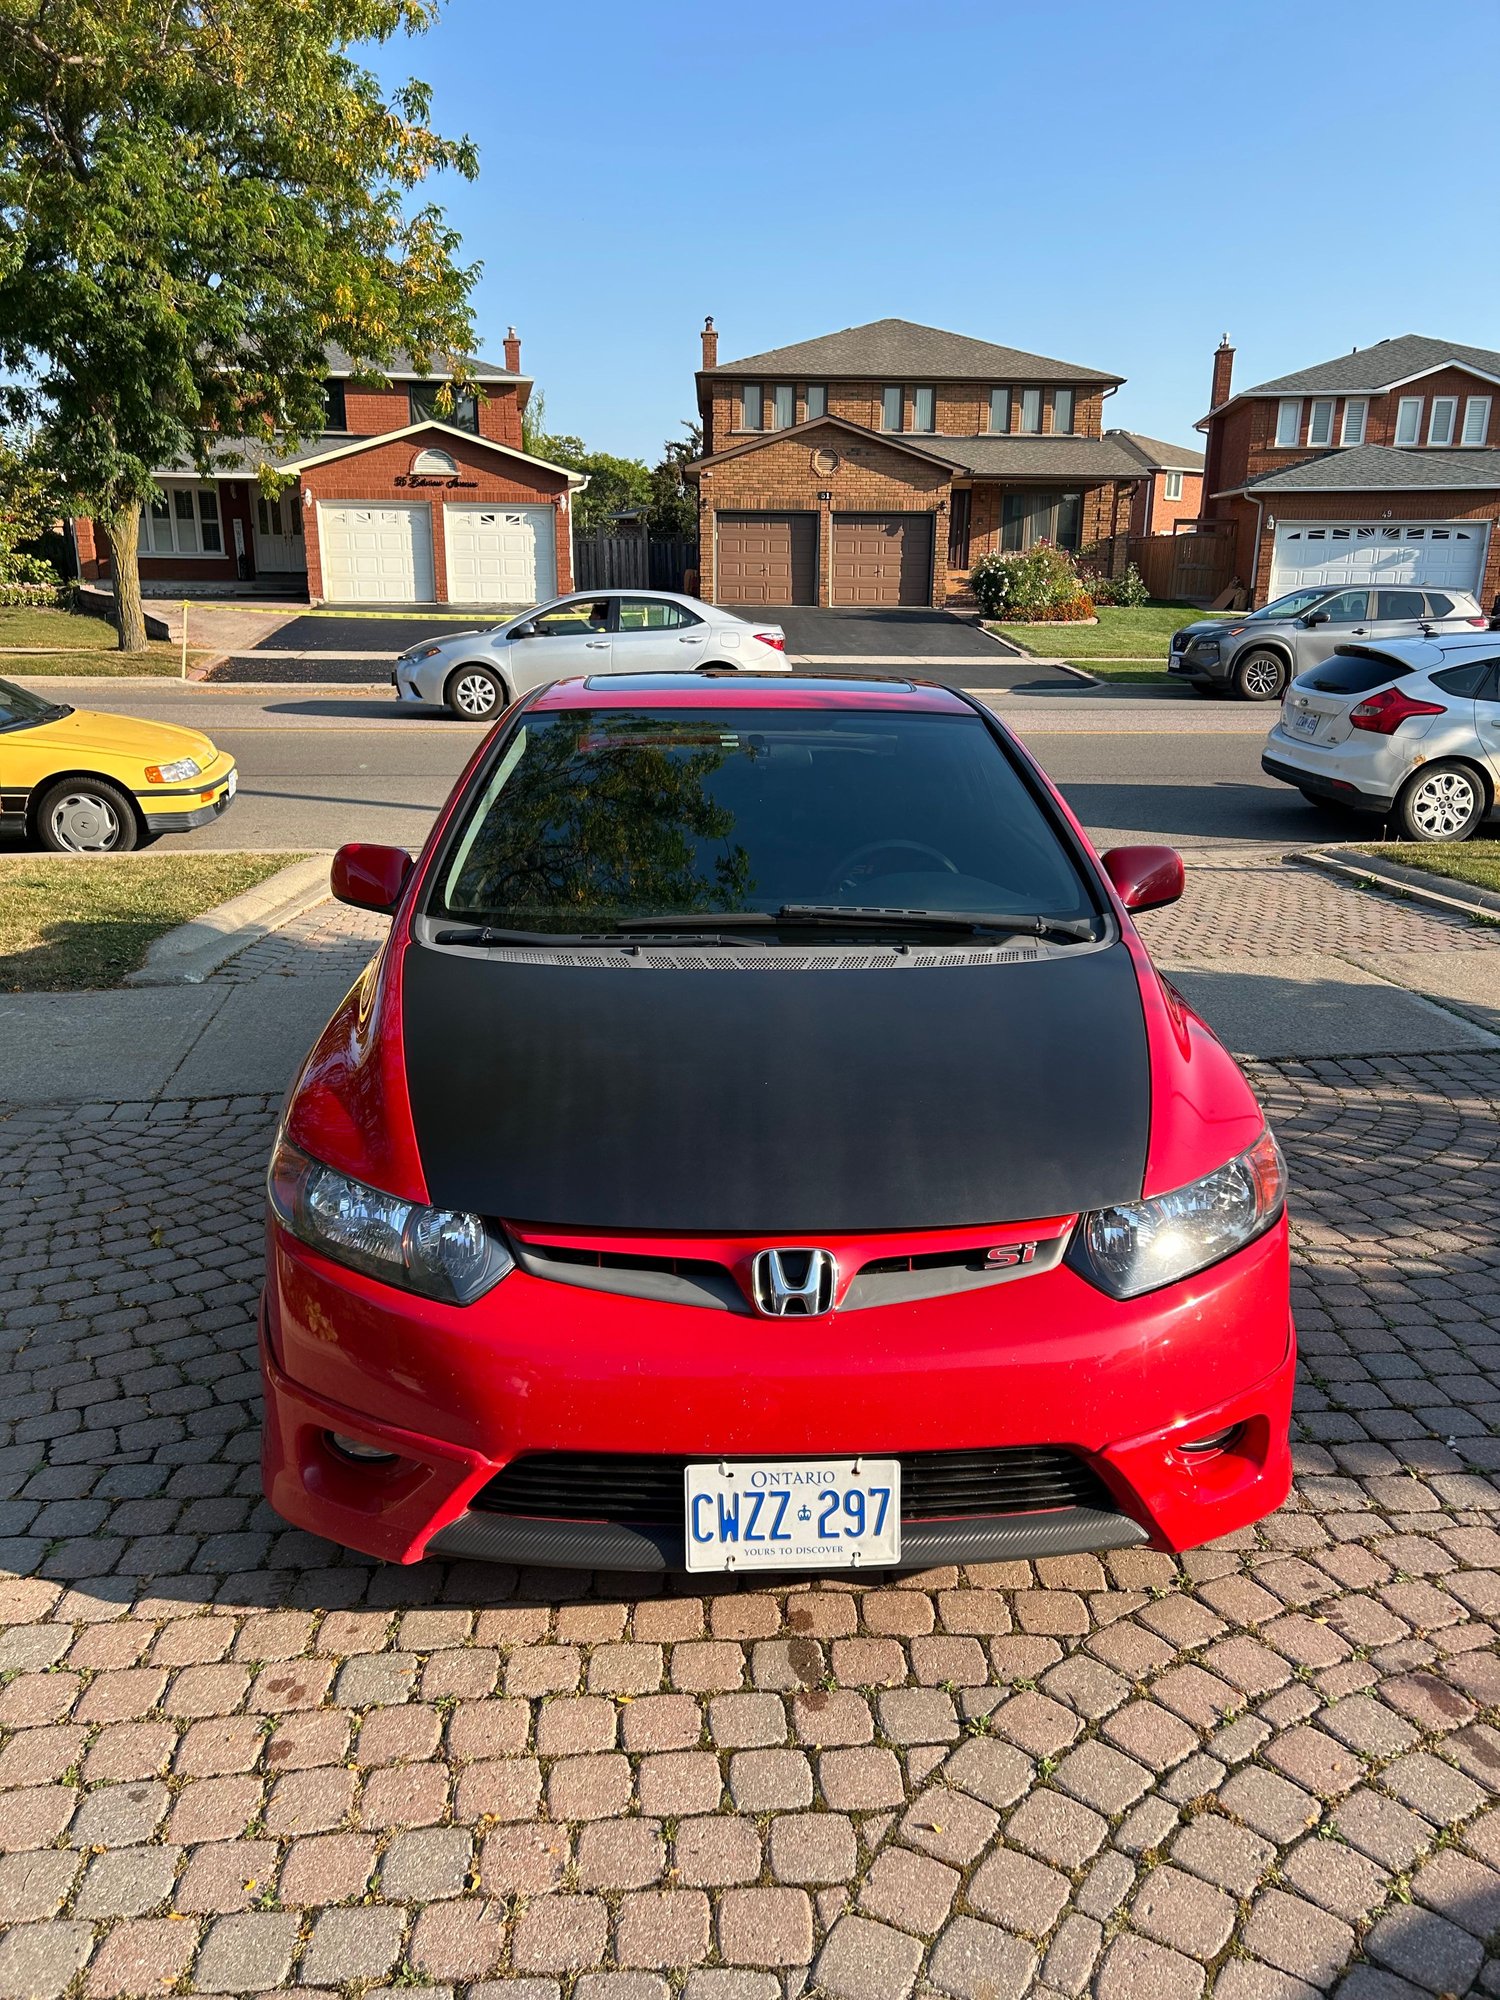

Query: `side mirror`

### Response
(511, 621, 537, 639)
(331, 842, 414, 915)
(1302, 610, 1330, 627)
(1102, 845, 1184, 915)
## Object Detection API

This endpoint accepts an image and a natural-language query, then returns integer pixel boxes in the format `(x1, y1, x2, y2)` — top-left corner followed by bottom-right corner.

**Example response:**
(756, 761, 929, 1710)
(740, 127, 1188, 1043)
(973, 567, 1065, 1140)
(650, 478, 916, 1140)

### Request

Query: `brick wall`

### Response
(78, 481, 257, 586)
(708, 380, 1110, 448)
(1130, 471, 1205, 537)
(337, 382, 522, 448)
(300, 429, 572, 603)
(694, 422, 950, 607)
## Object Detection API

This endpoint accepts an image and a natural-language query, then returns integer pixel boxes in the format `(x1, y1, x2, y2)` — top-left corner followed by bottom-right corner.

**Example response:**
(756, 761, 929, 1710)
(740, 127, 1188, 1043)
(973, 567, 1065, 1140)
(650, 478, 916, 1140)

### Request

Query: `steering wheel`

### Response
(824, 838, 959, 900)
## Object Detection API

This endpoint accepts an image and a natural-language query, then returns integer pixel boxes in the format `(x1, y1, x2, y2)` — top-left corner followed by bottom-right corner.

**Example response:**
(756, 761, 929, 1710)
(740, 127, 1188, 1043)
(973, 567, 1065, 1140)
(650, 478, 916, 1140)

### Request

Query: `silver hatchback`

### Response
(1262, 630, 1500, 839)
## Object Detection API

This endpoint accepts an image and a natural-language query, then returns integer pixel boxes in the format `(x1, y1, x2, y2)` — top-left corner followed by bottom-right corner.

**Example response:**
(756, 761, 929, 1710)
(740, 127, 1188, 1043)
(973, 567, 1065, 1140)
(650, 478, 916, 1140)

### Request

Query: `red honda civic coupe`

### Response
(261, 671, 1294, 1574)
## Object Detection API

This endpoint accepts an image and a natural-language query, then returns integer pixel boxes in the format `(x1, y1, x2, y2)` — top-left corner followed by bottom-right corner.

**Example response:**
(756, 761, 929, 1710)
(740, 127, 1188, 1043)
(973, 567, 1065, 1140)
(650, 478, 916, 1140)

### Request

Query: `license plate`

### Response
(225, 770, 238, 798)
(685, 1457, 901, 1572)
(1285, 708, 1320, 738)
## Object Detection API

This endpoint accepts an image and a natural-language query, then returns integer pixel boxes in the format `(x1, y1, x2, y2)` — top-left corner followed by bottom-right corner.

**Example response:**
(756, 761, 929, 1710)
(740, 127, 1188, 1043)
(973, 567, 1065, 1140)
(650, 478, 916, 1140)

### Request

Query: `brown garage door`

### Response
(715, 512, 817, 605)
(832, 513, 934, 606)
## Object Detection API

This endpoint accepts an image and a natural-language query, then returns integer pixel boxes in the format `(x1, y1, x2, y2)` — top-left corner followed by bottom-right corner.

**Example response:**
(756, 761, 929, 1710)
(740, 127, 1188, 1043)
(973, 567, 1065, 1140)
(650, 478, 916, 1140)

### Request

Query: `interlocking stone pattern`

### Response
(1, 861, 1499, 1999)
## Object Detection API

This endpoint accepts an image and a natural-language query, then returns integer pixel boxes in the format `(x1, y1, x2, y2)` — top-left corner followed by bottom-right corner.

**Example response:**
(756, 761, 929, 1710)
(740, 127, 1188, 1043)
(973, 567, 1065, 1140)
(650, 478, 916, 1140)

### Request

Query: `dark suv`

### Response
(1169, 586, 1487, 701)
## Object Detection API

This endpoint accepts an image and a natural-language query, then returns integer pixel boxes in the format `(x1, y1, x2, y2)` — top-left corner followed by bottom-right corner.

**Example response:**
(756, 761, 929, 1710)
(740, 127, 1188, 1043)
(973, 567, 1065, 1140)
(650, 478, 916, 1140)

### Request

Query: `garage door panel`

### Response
(318, 503, 435, 604)
(832, 514, 933, 606)
(445, 504, 556, 605)
(716, 513, 817, 605)
(1271, 520, 1487, 596)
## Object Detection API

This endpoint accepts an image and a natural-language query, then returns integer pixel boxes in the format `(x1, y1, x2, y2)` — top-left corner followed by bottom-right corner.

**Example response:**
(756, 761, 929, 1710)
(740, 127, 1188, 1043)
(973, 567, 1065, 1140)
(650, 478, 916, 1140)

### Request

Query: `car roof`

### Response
(1334, 627, 1499, 670)
(528, 672, 970, 713)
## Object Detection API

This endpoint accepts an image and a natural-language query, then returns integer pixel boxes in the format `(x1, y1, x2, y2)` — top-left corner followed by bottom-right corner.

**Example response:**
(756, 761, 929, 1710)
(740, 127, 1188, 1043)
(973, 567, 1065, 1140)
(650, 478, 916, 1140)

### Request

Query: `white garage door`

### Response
(444, 504, 556, 605)
(1271, 520, 1488, 596)
(318, 503, 435, 604)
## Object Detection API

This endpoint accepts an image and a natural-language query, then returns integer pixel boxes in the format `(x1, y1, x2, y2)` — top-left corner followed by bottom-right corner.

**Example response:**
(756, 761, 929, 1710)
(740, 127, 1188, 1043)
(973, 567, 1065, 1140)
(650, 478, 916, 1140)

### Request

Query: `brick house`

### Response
(72, 334, 584, 608)
(1107, 431, 1205, 536)
(685, 318, 1148, 607)
(1198, 333, 1500, 610)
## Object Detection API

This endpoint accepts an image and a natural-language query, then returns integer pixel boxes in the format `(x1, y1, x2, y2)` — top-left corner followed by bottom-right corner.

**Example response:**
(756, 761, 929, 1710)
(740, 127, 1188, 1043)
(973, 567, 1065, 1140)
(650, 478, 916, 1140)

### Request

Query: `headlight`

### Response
(144, 758, 203, 784)
(1068, 1130, 1285, 1300)
(267, 1140, 513, 1305)
(1189, 638, 1221, 658)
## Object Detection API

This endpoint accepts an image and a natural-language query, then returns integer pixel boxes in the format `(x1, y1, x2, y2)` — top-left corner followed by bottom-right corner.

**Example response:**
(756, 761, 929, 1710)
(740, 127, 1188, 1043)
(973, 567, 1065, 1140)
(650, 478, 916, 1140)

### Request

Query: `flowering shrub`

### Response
(1080, 561, 1149, 608)
(969, 542, 1094, 621)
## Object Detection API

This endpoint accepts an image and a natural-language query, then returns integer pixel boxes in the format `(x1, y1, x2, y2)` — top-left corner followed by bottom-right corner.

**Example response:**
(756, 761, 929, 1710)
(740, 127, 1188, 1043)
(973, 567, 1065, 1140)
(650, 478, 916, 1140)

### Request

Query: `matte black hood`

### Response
(402, 945, 1150, 1233)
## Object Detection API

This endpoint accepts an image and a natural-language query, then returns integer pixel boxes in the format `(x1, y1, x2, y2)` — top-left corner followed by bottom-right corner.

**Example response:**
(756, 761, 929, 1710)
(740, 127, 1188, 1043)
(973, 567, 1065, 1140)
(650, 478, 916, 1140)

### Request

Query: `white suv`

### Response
(1262, 630, 1500, 840)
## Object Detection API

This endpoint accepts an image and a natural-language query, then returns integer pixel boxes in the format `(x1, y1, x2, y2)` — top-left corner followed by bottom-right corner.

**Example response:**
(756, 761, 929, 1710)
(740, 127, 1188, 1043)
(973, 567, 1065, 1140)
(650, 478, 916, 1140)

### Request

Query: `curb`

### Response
(1298, 847, 1500, 923)
(124, 853, 333, 986)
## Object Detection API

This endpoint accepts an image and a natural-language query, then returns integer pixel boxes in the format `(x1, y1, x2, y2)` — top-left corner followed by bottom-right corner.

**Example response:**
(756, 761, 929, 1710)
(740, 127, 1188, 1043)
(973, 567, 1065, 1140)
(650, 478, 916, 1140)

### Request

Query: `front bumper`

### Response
(260, 1216, 1295, 1569)
(139, 764, 237, 834)
(1168, 649, 1226, 684)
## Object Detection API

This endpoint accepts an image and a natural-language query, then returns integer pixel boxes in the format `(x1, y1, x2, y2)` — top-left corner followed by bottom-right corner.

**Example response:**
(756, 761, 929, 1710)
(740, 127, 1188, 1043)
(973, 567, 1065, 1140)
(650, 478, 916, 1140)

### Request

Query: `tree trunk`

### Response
(97, 505, 148, 652)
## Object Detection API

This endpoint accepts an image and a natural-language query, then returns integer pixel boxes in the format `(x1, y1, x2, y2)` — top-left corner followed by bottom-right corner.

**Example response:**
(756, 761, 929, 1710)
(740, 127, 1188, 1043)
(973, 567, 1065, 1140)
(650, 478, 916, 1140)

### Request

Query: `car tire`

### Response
(446, 664, 506, 720)
(34, 777, 141, 853)
(1393, 761, 1487, 842)
(1232, 649, 1288, 702)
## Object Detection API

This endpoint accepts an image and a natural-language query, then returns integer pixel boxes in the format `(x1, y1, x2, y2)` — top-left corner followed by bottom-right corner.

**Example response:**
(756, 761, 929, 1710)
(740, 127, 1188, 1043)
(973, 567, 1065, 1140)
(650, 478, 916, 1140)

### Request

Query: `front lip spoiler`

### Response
(424, 1504, 1149, 1572)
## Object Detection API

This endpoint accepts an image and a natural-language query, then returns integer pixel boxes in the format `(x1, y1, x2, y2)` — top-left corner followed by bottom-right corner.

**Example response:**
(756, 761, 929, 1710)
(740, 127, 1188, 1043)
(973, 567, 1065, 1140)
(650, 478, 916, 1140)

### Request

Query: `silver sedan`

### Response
(1261, 629, 1500, 840)
(393, 590, 790, 719)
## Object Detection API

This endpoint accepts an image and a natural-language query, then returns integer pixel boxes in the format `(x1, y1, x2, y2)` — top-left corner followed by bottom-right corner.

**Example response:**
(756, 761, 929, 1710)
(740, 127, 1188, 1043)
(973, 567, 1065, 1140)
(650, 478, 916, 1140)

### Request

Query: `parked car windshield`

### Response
(0, 677, 70, 733)
(431, 707, 1095, 932)
(1246, 589, 1335, 622)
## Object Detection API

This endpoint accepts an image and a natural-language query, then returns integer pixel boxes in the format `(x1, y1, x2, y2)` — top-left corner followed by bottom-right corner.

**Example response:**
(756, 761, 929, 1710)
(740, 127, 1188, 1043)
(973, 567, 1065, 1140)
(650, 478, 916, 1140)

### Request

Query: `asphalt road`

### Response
(5, 679, 1354, 856)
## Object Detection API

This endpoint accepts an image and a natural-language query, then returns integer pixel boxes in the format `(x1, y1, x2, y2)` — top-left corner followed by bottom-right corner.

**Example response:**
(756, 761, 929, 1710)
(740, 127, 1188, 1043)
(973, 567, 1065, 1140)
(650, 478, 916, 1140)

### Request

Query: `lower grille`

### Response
(473, 1447, 1114, 1525)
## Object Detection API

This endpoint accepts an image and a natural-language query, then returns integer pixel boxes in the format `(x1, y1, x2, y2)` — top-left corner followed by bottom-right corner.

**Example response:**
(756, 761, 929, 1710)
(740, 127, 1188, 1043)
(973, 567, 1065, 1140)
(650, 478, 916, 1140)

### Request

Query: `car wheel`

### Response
(446, 664, 506, 720)
(1232, 650, 1288, 702)
(35, 778, 140, 853)
(1394, 761, 1487, 842)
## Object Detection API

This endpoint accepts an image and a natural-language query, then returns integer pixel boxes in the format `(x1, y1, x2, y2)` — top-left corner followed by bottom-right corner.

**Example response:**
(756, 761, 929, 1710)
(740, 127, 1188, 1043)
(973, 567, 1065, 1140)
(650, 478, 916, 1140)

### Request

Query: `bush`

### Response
(969, 542, 1094, 621)
(1079, 560, 1149, 608)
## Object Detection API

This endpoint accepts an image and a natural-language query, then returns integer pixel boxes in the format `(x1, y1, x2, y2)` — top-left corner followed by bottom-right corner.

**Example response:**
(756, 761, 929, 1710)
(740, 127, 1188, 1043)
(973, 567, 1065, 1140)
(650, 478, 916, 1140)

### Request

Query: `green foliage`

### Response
(0, 0, 480, 645)
(969, 543, 1094, 621)
(647, 422, 702, 541)
(1081, 560, 1149, 607)
(0, 430, 60, 588)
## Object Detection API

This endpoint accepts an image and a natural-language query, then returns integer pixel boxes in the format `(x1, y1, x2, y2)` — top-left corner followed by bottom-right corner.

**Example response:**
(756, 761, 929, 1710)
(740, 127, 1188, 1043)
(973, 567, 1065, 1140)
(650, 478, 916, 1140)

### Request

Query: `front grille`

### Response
(473, 1447, 1114, 1526)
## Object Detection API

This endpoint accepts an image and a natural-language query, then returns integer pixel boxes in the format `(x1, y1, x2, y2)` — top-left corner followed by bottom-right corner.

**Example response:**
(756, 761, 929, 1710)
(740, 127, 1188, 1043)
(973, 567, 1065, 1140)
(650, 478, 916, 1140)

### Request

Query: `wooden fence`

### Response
(1127, 530, 1236, 605)
(575, 532, 697, 593)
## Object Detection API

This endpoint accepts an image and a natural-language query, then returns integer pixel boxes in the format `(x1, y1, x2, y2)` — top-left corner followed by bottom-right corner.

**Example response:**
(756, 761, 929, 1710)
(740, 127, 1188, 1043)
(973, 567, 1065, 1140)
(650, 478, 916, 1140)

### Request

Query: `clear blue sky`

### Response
(366, 0, 1500, 464)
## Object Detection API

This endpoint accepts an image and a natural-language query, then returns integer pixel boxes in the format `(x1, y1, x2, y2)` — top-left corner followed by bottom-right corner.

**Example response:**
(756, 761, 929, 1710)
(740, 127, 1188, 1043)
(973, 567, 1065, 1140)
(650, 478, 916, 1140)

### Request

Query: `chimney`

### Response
(701, 315, 718, 370)
(503, 325, 521, 374)
(1211, 333, 1234, 410)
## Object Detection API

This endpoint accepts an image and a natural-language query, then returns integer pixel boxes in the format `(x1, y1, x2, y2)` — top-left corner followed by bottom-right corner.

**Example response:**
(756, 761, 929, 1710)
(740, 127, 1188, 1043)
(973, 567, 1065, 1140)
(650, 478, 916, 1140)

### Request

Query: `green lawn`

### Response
(0, 605, 120, 648)
(0, 854, 295, 991)
(0, 605, 205, 676)
(988, 602, 1232, 669)
(1355, 842, 1500, 898)
(0, 648, 201, 677)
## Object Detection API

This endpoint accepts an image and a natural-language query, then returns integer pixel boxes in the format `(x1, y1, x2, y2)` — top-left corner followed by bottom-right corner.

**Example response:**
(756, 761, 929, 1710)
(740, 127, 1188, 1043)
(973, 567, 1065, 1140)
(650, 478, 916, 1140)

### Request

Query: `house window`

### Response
(138, 480, 221, 557)
(1394, 396, 1422, 446)
(805, 384, 827, 419)
(881, 385, 903, 431)
(1001, 489, 1082, 553)
(947, 487, 972, 569)
(1307, 399, 1335, 447)
(409, 382, 478, 433)
(1163, 470, 1184, 502)
(740, 384, 762, 431)
(322, 379, 347, 431)
(1429, 396, 1458, 447)
(1463, 396, 1491, 446)
(1341, 398, 1367, 446)
(912, 386, 936, 433)
(770, 384, 795, 430)
(1274, 399, 1302, 447)
(1018, 388, 1042, 434)
(989, 388, 1010, 434)
(1052, 388, 1076, 435)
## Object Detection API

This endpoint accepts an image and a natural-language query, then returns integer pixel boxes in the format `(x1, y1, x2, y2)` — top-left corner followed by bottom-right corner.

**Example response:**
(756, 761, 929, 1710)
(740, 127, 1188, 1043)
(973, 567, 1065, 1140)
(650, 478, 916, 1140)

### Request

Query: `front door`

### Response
(504, 596, 613, 690)
(254, 490, 307, 574)
(1296, 589, 1371, 668)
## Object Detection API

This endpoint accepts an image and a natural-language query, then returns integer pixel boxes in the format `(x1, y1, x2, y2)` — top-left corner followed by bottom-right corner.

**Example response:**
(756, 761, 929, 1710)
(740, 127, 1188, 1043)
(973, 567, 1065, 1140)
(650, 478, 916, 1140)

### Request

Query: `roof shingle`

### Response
(705, 318, 1121, 386)
(1106, 429, 1205, 472)
(1238, 334, 1500, 399)
(1237, 444, 1500, 494)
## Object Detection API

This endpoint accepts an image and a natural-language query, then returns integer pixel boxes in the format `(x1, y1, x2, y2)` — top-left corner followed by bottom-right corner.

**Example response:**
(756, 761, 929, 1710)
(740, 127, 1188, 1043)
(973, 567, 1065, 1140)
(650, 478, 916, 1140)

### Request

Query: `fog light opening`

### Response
(326, 1431, 399, 1465)
(1179, 1423, 1245, 1458)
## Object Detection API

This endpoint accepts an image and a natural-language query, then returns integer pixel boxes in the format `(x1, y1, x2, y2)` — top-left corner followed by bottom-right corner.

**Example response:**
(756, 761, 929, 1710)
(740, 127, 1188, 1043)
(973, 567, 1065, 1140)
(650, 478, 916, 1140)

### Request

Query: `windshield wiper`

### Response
(432, 924, 754, 949)
(777, 904, 1098, 943)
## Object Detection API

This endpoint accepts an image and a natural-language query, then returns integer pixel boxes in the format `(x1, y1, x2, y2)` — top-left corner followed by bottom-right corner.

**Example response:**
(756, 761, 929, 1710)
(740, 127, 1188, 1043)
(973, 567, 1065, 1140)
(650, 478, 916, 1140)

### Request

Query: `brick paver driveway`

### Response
(0, 862, 1497, 2000)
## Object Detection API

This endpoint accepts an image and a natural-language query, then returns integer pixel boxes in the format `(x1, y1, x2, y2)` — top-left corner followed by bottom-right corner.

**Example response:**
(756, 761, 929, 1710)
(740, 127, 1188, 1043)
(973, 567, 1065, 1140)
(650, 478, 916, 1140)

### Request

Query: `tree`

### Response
(0, 426, 62, 587)
(647, 421, 702, 541)
(522, 397, 701, 540)
(0, 1, 479, 649)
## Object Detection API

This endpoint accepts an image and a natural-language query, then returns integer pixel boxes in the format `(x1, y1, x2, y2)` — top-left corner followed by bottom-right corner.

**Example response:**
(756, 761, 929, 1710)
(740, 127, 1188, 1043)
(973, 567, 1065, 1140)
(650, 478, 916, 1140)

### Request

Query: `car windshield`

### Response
(0, 677, 70, 732)
(430, 706, 1095, 933)
(1246, 589, 1334, 622)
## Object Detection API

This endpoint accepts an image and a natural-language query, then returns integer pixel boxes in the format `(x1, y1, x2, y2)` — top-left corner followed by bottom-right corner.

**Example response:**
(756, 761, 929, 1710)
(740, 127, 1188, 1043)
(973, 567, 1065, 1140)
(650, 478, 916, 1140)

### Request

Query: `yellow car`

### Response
(0, 677, 237, 853)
